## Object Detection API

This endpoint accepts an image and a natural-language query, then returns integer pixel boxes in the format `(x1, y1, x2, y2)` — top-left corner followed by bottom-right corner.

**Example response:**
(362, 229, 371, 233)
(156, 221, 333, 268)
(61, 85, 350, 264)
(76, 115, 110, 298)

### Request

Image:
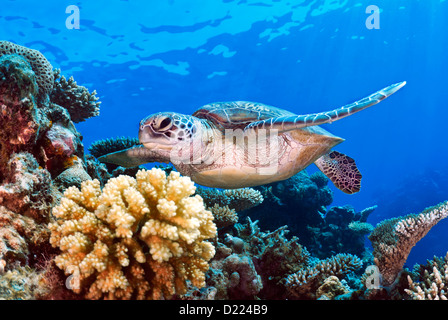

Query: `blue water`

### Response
(2, 0, 447, 267)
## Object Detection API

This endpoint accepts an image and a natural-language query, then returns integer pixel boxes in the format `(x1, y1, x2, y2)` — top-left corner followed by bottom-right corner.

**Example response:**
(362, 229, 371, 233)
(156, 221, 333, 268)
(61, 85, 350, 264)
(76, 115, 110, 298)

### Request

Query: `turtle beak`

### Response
(139, 121, 176, 150)
(138, 120, 153, 144)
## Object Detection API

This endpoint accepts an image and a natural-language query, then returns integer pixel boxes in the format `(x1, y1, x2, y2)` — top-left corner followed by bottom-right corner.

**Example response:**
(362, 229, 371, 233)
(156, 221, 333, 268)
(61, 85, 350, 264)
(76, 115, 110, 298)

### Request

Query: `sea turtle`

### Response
(98, 81, 405, 194)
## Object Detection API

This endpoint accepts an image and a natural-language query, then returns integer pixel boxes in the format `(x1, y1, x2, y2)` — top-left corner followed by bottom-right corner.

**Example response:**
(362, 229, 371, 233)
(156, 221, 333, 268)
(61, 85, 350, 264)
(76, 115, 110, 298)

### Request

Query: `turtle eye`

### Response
(155, 117, 173, 132)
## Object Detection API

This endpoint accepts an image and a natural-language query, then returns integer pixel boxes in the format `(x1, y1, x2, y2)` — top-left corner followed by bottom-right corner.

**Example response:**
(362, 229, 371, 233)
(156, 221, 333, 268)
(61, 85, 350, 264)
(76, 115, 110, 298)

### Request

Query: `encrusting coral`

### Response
(316, 275, 350, 300)
(49, 168, 217, 300)
(0, 265, 49, 300)
(369, 201, 448, 287)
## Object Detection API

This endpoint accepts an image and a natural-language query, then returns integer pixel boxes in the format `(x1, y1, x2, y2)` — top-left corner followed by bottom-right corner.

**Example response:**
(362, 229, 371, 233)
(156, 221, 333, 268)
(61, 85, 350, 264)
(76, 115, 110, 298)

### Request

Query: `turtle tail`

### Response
(244, 81, 406, 133)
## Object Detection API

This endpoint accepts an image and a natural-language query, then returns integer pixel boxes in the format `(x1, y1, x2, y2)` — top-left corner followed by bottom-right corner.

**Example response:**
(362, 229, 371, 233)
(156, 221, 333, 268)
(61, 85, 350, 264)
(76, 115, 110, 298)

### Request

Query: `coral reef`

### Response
(178, 216, 365, 300)
(197, 187, 264, 213)
(316, 276, 350, 300)
(88, 137, 141, 160)
(51, 69, 101, 123)
(0, 41, 103, 298)
(307, 205, 376, 259)
(207, 244, 263, 299)
(369, 201, 448, 287)
(0, 205, 49, 270)
(243, 170, 375, 260)
(0, 153, 54, 222)
(49, 168, 217, 299)
(405, 252, 448, 300)
(0, 266, 48, 300)
(285, 253, 362, 299)
(0, 40, 54, 101)
(209, 204, 239, 229)
(243, 171, 333, 247)
(0, 43, 90, 191)
(1, 41, 448, 302)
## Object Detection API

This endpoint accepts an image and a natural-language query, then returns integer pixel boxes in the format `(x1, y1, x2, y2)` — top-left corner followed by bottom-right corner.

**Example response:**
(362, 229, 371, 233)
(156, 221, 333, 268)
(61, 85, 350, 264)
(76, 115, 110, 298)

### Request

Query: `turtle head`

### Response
(139, 112, 200, 150)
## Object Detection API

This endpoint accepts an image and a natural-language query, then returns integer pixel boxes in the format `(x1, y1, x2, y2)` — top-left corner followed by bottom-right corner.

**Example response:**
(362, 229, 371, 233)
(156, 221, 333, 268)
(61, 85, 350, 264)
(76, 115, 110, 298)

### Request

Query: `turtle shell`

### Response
(192, 101, 295, 131)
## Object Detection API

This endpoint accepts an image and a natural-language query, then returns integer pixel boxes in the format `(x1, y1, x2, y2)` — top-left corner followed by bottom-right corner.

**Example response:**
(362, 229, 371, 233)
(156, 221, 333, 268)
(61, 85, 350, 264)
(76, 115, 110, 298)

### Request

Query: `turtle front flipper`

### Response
(244, 81, 406, 133)
(98, 145, 169, 168)
(314, 151, 362, 194)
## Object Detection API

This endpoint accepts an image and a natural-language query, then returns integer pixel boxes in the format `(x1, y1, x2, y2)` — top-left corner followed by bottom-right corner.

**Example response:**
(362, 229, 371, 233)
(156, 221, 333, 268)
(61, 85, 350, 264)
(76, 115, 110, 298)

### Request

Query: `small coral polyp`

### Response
(49, 168, 217, 300)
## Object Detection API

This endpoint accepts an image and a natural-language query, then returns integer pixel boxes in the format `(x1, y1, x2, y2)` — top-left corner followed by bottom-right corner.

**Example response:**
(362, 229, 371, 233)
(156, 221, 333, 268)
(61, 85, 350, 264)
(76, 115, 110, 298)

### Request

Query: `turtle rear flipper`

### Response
(244, 81, 406, 133)
(98, 146, 169, 168)
(314, 151, 362, 194)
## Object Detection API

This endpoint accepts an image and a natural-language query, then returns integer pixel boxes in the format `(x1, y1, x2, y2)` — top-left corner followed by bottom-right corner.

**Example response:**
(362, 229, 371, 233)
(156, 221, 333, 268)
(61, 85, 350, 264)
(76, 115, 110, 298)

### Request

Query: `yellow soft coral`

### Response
(49, 168, 217, 300)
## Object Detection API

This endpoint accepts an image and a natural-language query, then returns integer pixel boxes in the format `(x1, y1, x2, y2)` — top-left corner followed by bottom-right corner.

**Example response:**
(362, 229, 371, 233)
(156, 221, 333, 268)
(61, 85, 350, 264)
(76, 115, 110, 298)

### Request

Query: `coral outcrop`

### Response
(51, 69, 101, 123)
(0, 42, 91, 192)
(186, 216, 363, 300)
(0, 40, 54, 100)
(316, 275, 350, 300)
(307, 205, 376, 259)
(243, 170, 333, 247)
(369, 201, 448, 287)
(243, 170, 375, 259)
(207, 244, 263, 299)
(49, 168, 217, 300)
(0, 41, 102, 297)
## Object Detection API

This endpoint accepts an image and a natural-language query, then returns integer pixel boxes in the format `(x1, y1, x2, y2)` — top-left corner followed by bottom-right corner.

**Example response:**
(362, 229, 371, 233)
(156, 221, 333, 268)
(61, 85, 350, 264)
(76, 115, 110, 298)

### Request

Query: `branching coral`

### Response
(209, 204, 238, 229)
(51, 69, 101, 123)
(285, 253, 362, 299)
(49, 168, 217, 300)
(197, 187, 264, 212)
(369, 201, 448, 287)
(88, 137, 141, 159)
(0, 41, 54, 100)
(242, 170, 333, 248)
(206, 217, 312, 300)
(405, 252, 448, 300)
